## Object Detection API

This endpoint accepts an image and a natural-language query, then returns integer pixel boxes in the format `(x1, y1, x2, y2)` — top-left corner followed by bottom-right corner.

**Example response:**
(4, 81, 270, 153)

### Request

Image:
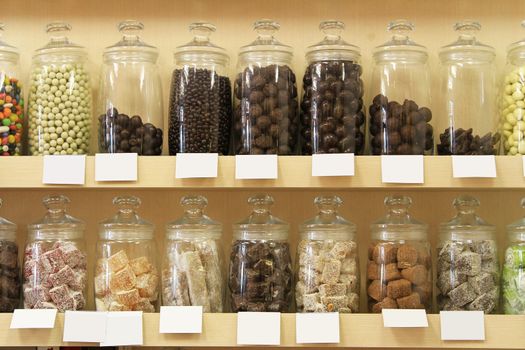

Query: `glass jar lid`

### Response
(439, 195, 495, 241)
(439, 21, 495, 63)
(507, 197, 525, 242)
(34, 22, 86, 59)
(238, 19, 293, 59)
(233, 194, 289, 240)
(371, 195, 428, 241)
(174, 22, 229, 66)
(98, 196, 154, 240)
(507, 20, 525, 63)
(166, 195, 222, 240)
(0, 23, 19, 61)
(305, 20, 360, 62)
(373, 19, 428, 63)
(28, 195, 85, 240)
(300, 195, 356, 240)
(0, 198, 16, 239)
(104, 20, 158, 62)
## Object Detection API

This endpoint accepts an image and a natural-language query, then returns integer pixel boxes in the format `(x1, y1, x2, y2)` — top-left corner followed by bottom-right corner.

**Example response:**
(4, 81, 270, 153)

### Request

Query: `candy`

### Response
(372, 243, 397, 264)
(319, 283, 346, 297)
(108, 250, 129, 273)
(321, 259, 341, 284)
(448, 282, 477, 307)
(109, 265, 136, 293)
(386, 279, 412, 299)
(0, 76, 23, 156)
(115, 289, 141, 306)
(50, 265, 75, 287)
(371, 297, 398, 313)
(136, 273, 159, 299)
(502, 244, 525, 314)
(130, 256, 153, 276)
(397, 245, 418, 269)
(401, 265, 428, 285)
(367, 280, 386, 302)
(396, 292, 422, 309)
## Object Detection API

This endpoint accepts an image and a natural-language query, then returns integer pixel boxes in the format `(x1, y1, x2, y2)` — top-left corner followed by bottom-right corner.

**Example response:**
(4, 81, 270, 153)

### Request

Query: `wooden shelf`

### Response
(0, 156, 523, 189)
(0, 313, 522, 348)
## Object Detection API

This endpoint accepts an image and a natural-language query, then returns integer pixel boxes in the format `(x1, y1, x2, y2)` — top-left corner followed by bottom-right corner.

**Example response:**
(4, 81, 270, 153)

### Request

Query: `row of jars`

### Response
(1, 193, 525, 314)
(2, 19, 525, 157)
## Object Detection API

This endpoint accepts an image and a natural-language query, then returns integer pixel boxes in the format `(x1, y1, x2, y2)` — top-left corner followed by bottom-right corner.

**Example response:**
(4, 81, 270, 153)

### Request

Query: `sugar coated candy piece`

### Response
(321, 295, 347, 312)
(373, 244, 397, 264)
(303, 293, 320, 312)
(109, 301, 130, 311)
(340, 259, 357, 274)
(468, 272, 495, 295)
(367, 280, 386, 302)
(319, 283, 346, 297)
(115, 289, 141, 306)
(371, 297, 397, 313)
(396, 292, 422, 309)
(456, 251, 482, 276)
(386, 279, 411, 299)
(58, 243, 86, 268)
(107, 250, 129, 273)
(448, 282, 477, 307)
(467, 291, 497, 313)
(130, 256, 153, 276)
(347, 292, 359, 312)
(50, 265, 76, 287)
(397, 245, 418, 269)
(367, 261, 380, 280)
(321, 259, 341, 284)
(39, 249, 65, 273)
(136, 273, 159, 299)
(134, 298, 155, 312)
(384, 263, 401, 281)
(400, 265, 428, 285)
(329, 241, 356, 260)
(109, 265, 136, 293)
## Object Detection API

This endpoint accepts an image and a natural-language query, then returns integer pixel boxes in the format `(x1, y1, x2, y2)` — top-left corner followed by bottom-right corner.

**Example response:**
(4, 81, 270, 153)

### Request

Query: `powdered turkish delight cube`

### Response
(23, 259, 38, 279)
(115, 288, 141, 306)
(397, 245, 418, 269)
(456, 251, 481, 276)
(341, 258, 357, 274)
(69, 270, 86, 291)
(39, 249, 65, 274)
(321, 295, 347, 312)
(299, 267, 321, 291)
(448, 282, 477, 306)
(95, 297, 108, 311)
(58, 243, 85, 268)
(329, 241, 356, 260)
(303, 293, 320, 312)
(468, 273, 495, 295)
(109, 265, 136, 293)
(472, 241, 496, 261)
(49, 285, 69, 304)
(347, 292, 359, 312)
(24, 285, 51, 308)
(71, 291, 85, 310)
(130, 256, 153, 276)
(321, 259, 341, 284)
(400, 265, 428, 285)
(136, 273, 158, 299)
(340, 274, 358, 293)
(109, 301, 130, 311)
(134, 298, 155, 312)
(437, 269, 467, 295)
(34, 300, 57, 309)
(319, 283, 346, 297)
(439, 241, 465, 263)
(107, 250, 129, 273)
(467, 290, 497, 313)
(50, 265, 75, 287)
(95, 273, 109, 296)
(384, 263, 402, 281)
(386, 279, 411, 299)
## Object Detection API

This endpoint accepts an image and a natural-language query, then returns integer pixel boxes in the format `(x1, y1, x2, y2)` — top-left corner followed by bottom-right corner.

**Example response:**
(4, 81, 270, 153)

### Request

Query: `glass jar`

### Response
(0, 24, 24, 156)
(502, 198, 525, 314)
(228, 194, 293, 312)
(98, 20, 163, 155)
(296, 196, 359, 313)
(300, 21, 365, 155)
(95, 196, 159, 312)
(168, 22, 232, 155)
(367, 195, 431, 312)
(437, 195, 499, 313)
(27, 22, 92, 155)
(369, 20, 434, 155)
(162, 195, 224, 312)
(233, 19, 299, 155)
(23, 195, 87, 311)
(499, 20, 525, 155)
(438, 22, 498, 155)
(0, 198, 20, 311)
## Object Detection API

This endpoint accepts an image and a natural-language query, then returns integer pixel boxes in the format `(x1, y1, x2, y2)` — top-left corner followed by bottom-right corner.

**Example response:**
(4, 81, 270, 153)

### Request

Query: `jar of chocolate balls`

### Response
(27, 22, 92, 155)
(0, 198, 20, 312)
(502, 198, 525, 314)
(95, 196, 159, 312)
(296, 196, 359, 313)
(162, 195, 224, 312)
(437, 195, 499, 313)
(300, 21, 365, 155)
(233, 19, 299, 155)
(438, 21, 499, 155)
(499, 20, 525, 156)
(168, 22, 232, 155)
(98, 20, 163, 155)
(367, 195, 431, 313)
(0, 24, 24, 156)
(23, 195, 87, 311)
(369, 20, 434, 155)
(228, 194, 293, 312)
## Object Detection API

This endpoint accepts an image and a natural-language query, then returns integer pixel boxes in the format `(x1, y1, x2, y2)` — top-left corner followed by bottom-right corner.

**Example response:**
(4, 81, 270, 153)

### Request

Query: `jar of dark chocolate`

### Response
(438, 22, 499, 155)
(367, 195, 432, 313)
(168, 22, 232, 155)
(296, 196, 359, 313)
(369, 20, 434, 155)
(228, 194, 293, 312)
(233, 19, 299, 155)
(0, 198, 20, 311)
(437, 195, 499, 313)
(300, 21, 365, 154)
(98, 20, 163, 155)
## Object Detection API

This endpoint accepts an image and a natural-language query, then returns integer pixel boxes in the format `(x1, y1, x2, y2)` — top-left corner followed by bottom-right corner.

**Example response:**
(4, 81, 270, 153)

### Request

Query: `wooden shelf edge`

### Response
(0, 156, 524, 189)
(0, 313, 523, 348)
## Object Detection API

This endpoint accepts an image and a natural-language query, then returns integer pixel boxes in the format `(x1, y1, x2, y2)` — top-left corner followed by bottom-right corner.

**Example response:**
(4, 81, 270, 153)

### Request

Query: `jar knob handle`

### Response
(118, 20, 144, 40)
(248, 194, 274, 215)
(43, 195, 70, 217)
(45, 21, 72, 44)
(315, 195, 342, 215)
(113, 195, 141, 215)
(454, 20, 481, 41)
(254, 19, 280, 38)
(384, 194, 412, 215)
(387, 19, 414, 41)
(319, 20, 345, 41)
(0, 198, 3, 209)
(453, 195, 480, 214)
(189, 22, 216, 43)
(181, 195, 207, 217)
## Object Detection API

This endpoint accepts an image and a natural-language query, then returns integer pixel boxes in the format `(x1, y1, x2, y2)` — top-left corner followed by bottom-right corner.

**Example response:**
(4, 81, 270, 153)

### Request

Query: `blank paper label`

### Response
(10, 309, 57, 329)
(175, 153, 218, 178)
(381, 155, 424, 183)
(100, 311, 143, 346)
(237, 312, 280, 345)
(296, 312, 340, 343)
(311, 154, 355, 177)
(440, 311, 485, 341)
(235, 155, 278, 179)
(159, 306, 203, 334)
(382, 309, 428, 328)
(42, 155, 86, 185)
(95, 153, 138, 182)
(452, 155, 496, 178)
(63, 311, 107, 342)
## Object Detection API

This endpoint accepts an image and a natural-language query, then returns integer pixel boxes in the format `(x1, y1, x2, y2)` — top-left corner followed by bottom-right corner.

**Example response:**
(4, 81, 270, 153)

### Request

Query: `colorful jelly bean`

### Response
(0, 76, 23, 156)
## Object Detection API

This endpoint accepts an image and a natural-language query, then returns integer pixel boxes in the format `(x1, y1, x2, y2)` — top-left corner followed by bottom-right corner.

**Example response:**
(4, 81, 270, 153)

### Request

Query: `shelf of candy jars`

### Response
(0, 313, 523, 348)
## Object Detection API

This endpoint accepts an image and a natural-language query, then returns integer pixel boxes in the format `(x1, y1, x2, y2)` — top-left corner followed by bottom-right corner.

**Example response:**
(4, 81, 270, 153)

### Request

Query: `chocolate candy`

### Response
(437, 127, 499, 155)
(162, 239, 223, 312)
(98, 108, 163, 155)
(0, 240, 20, 311)
(229, 240, 292, 312)
(437, 240, 499, 313)
(95, 250, 158, 312)
(0, 77, 23, 156)
(300, 60, 365, 154)
(23, 241, 87, 311)
(168, 68, 232, 154)
(368, 94, 434, 155)
(296, 239, 359, 313)
(233, 65, 299, 154)
(367, 242, 431, 312)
